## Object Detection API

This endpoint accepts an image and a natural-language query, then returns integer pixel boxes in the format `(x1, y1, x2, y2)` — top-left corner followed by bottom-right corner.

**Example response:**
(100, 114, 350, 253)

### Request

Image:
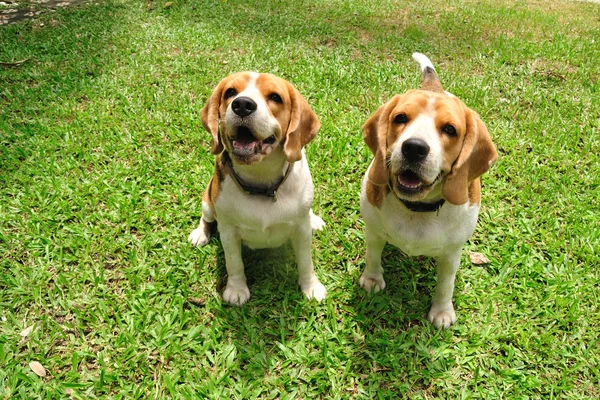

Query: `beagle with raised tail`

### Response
(359, 53, 498, 328)
(189, 72, 327, 305)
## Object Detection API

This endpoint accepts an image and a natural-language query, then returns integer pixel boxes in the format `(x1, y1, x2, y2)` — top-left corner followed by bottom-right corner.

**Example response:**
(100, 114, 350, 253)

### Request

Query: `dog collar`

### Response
(386, 179, 445, 213)
(398, 198, 446, 213)
(223, 152, 293, 202)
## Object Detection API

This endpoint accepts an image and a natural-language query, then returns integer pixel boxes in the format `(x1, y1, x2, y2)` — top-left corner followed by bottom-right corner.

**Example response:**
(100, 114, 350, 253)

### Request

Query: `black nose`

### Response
(401, 138, 430, 162)
(231, 96, 257, 117)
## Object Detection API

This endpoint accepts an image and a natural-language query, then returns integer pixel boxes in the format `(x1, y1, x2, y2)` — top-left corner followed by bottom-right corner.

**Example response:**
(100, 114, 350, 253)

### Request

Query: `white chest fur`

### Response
(360, 177, 480, 257)
(214, 158, 314, 249)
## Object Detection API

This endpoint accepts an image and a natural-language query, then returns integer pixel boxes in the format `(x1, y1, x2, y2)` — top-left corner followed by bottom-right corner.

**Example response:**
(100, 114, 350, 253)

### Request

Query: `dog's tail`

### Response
(412, 52, 444, 93)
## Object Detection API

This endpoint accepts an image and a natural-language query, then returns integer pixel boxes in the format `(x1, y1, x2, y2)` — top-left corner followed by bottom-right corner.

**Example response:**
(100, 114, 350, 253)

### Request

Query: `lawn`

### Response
(1, 0, 599, 398)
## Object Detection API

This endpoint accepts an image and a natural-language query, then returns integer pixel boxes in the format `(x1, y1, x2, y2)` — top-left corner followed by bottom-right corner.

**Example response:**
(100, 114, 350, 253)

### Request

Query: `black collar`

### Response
(386, 181, 446, 213)
(223, 152, 292, 202)
(399, 198, 446, 213)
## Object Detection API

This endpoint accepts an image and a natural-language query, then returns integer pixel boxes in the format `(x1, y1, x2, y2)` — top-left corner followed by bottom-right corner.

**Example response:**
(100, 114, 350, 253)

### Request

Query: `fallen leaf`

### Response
(187, 297, 206, 307)
(20, 325, 35, 337)
(29, 361, 46, 377)
(470, 251, 491, 265)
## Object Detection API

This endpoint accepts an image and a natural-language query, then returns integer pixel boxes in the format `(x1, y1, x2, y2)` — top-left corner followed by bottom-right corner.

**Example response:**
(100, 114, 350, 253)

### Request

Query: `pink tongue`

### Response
(399, 174, 421, 185)
(233, 140, 257, 150)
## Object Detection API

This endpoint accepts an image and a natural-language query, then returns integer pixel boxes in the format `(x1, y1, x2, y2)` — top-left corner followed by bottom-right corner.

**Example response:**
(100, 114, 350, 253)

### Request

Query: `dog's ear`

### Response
(362, 95, 401, 186)
(443, 108, 498, 205)
(283, 83, 320, 163)
(201, 78, 228, 155)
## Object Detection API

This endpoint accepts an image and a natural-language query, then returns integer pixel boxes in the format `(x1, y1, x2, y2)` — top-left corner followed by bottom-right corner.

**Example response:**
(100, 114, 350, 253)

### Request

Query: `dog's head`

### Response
(201, 72, 320, 165)
(363, 56, 498, 205)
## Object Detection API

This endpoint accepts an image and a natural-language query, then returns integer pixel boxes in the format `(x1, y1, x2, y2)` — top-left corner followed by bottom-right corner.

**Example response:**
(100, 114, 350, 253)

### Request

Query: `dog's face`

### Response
(201, 72, 320, 165)
(364, 89, 497, 205)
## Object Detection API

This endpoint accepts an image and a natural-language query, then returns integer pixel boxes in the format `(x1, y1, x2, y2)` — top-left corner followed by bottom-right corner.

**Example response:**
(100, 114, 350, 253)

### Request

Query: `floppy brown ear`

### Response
(443, 109, 498, 205)
(284, 84, 320, 162)
(201, 78, 227, 155)
(362, 96, 400, 186)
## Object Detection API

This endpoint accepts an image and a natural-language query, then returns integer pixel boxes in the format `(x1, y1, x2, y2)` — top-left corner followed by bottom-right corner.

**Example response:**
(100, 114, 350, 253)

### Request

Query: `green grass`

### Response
(1, 0, 599, 398)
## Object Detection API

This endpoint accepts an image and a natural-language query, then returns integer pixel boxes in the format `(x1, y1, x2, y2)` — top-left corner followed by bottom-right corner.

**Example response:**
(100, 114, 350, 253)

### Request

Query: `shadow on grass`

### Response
(205, 237, 325, 381)
(343, 246, 461, 392)
(204, 234, 450, 391)
(0, 1, 128, 178)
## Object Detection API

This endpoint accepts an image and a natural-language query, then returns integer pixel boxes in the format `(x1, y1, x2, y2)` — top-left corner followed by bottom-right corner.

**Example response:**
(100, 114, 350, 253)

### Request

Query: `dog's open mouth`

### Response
(231, 126, 276, 158)
(396, 170, 440, 194)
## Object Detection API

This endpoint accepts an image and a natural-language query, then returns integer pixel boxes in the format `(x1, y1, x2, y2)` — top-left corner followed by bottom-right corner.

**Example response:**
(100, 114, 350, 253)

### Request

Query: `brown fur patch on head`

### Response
(362, 95, 402, 186)
(255, 73, 292, 142)
(434, 96, 470, 174)
(442, 105, 498, 205)
(254, 73, 320, 162)
(200, 72, 253, 155)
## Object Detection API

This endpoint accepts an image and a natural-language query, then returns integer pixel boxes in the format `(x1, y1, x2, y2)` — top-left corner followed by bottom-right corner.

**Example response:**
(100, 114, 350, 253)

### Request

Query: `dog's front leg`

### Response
(291, 220, 326, 302)
(428, 248, 462, 328)
(219, 227, 250, 306)
(359, 225, 387, 293)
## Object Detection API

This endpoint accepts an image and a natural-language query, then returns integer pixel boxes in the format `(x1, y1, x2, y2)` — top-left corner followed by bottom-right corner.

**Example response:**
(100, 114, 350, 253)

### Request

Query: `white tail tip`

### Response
(412, 52, 436, 72)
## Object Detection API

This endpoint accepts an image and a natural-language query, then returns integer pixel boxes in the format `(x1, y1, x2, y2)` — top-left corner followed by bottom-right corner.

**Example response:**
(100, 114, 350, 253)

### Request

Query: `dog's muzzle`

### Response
(231, 126, 276, 158)
(395, 170, 441, 194)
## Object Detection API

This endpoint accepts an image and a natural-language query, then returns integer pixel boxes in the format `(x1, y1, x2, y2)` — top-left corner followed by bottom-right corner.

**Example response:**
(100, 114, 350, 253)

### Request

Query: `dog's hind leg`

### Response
(189, 182, 217, 247)
(293, 215, 327, 302)
(309, 209, 325, 231)
(359, 225, 387, 293)
(188, 201, 217, 246)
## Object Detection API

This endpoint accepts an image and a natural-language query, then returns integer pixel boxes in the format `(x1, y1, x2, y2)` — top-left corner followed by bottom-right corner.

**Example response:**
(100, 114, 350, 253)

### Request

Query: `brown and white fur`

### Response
(189, 72, 326, 305)
(359, 53, 498, 328)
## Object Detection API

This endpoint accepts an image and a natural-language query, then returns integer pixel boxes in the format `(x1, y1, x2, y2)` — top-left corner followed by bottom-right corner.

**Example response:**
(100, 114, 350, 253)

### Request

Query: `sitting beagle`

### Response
(359, 53, 498, 328)
(189, 72, 327, 305)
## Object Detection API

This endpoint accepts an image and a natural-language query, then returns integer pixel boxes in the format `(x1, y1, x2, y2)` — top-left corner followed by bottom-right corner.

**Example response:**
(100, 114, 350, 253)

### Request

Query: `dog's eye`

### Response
(268, 93, 283, 104)
(393, 113, 408, 124)
(441, 124, 457, 137)
(224, 88, 237, 99)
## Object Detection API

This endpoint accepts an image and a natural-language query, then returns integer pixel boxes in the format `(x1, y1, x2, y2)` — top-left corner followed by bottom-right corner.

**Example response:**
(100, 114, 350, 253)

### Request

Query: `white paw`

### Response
(188, 227, 209, 247)
(310, 210, 326, 231)
(301, 281, 327, 302)
(427, 302, 457, 329)
(359, 273, 386, 293)
(223, 283, 251, 306)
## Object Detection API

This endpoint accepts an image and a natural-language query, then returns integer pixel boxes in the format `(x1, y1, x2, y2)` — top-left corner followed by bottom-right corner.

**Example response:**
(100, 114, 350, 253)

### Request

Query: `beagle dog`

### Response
(359, 53, 498, 328)
(188, 72, 327, 305)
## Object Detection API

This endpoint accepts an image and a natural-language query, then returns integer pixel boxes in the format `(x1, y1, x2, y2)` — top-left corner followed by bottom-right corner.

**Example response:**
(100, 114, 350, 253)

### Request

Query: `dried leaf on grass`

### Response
(20, 325, 35, 337)
(187, 297, 206, 307)
(29, 361, 46, 377)
(469, 251, 491, 265)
